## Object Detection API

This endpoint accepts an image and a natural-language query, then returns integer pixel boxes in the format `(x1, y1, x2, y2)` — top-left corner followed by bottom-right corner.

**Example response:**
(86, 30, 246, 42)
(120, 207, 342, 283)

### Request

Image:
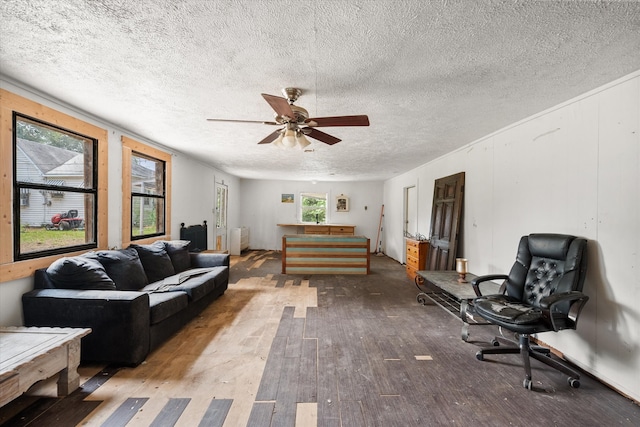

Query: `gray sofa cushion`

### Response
(164, 240, 191, 273)
(148, 291, 189, 325)
(85, 247, 149, 290)
(45, 256, 116, 290)
(130, 241, 175, 283)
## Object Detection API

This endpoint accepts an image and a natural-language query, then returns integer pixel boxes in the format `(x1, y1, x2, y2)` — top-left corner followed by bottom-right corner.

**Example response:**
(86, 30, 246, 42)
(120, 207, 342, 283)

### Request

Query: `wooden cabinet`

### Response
(303, 225, 355, 235)
(330, 226, 355, 235)
(405, 238, 429, 280)
(304, 225, 330, 235)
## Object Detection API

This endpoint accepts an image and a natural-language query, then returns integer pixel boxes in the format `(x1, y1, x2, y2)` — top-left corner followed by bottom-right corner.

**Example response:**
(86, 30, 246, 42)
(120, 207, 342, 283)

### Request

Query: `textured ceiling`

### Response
(1, 1, 640, 181)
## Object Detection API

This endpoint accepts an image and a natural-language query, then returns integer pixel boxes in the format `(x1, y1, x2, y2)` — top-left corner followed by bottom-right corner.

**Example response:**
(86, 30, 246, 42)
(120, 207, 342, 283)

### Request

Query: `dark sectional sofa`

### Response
(22, 240, 230, 366)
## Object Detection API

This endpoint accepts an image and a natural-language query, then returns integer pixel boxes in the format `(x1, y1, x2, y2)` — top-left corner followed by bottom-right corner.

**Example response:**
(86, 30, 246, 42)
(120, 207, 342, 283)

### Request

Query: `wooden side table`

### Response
(0, 326, 91, 407)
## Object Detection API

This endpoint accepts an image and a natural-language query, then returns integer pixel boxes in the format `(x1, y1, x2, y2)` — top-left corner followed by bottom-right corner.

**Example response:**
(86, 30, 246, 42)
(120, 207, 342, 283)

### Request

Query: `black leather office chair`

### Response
(471, 234, 589, 390)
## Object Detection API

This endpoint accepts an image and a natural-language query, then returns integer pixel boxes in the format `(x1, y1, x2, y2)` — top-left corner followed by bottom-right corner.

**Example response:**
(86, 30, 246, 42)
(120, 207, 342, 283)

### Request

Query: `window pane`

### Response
(132, 196, 165, 236)
(18, 192, 95, 254)
(301, 193, 327, 223)
(131, 154, 164, 196)
(15, 116, 94, 189)
(216, 186, 227, 228)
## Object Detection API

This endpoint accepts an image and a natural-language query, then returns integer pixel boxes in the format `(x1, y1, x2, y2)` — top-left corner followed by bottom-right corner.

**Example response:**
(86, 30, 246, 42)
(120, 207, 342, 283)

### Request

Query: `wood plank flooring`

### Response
(1, 250, 639, 426)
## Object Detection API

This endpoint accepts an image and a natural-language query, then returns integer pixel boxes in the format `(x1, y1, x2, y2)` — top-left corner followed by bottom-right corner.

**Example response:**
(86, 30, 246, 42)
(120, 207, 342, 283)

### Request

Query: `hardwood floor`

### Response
(1, 251, 638, 426)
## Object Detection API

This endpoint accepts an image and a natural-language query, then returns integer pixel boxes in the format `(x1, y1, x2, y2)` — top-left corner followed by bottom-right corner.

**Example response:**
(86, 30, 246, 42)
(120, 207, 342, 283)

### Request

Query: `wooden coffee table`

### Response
(0, 326, 91, 407)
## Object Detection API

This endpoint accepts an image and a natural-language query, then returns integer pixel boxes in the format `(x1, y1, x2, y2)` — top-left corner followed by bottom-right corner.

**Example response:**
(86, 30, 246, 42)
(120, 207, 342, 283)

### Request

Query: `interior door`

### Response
(215, 182, 228, 251)
(426, 172, 464, 270)
(404, 185, 417, 238)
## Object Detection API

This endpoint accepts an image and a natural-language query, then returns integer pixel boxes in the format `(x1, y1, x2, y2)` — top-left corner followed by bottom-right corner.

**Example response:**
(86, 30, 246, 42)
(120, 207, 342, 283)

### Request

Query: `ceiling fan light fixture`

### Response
(272, 131, 285, 148)
(283, 128, 297, 148)
(296, 131, 311, 149)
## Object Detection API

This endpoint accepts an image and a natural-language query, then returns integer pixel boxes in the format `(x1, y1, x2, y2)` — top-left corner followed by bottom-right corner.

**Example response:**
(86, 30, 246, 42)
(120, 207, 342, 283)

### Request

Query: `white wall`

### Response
(239, 179, 384, 252)
(0, 79, 239, 326)
(383, 71, 640, 401)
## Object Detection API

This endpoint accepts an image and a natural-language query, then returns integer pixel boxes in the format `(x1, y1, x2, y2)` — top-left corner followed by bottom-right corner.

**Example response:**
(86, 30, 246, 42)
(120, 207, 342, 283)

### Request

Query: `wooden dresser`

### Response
(405, 238, 429, 280)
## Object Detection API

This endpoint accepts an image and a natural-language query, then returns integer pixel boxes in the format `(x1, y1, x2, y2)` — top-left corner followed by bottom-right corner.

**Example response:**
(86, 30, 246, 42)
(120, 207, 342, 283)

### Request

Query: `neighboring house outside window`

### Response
(300, 192, 328, 223)
(14, 122, 97, 259)
(121, 136, 172, 247)
(0, 89, 108, 281)
(130, 153, 165, 239)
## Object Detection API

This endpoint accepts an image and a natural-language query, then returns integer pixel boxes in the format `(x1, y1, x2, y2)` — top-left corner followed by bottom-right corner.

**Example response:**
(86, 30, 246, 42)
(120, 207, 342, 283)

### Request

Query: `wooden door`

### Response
(426, 172, 464, 270)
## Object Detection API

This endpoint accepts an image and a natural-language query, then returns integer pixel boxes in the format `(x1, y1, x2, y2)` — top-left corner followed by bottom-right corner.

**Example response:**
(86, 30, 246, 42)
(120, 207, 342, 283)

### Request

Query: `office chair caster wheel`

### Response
(523, 379, 532, 390)
(476, 351, 484, 361)
(461, 327, 469, 342)
(416, 293, 428, 305)
(568, 378, 580, 388)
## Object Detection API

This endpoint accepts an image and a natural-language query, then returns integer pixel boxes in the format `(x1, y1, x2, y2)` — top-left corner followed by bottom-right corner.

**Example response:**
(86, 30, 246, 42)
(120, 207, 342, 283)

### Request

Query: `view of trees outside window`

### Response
(300, 192, 327, 223)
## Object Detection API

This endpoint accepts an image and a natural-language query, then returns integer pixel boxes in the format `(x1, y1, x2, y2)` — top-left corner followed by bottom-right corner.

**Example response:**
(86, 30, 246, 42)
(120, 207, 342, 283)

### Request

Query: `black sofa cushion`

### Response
(85, 247, 149, 290)
(164, 240, 191, 273)
(148, 291, 189, 325)
(130, 241, 175, 283)
(46, 256, 116, 290)
(142, 267, 227, 302)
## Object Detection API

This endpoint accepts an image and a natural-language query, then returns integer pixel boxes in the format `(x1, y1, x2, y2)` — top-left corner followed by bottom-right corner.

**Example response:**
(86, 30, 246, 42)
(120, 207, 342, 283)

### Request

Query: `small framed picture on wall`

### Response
(336, 195, 349, 212)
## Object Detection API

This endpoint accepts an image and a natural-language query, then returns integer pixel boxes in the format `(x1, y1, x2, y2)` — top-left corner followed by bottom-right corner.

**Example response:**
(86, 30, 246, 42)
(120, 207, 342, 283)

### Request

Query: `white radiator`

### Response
(230, 227, 249, 255)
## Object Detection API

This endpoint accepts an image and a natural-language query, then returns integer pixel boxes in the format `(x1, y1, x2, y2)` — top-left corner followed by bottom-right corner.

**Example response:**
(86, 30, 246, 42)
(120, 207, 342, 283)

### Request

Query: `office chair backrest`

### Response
(505, 234, 587, 312)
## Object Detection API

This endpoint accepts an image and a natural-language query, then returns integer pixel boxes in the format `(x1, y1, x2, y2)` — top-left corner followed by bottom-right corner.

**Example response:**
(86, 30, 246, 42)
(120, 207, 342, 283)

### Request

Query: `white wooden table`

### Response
(0, 326, 91, 407)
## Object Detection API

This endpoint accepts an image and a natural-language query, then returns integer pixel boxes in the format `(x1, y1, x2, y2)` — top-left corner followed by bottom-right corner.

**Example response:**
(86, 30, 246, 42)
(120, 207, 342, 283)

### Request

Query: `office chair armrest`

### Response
(539, 291, 587, 309)
(540, 291, 590, 331)
(471, 274, 508, 297)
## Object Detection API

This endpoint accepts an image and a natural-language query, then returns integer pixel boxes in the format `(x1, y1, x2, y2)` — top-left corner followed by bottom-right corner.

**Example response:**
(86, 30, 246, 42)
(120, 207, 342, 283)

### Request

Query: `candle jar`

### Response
(456, 258, 468, 283)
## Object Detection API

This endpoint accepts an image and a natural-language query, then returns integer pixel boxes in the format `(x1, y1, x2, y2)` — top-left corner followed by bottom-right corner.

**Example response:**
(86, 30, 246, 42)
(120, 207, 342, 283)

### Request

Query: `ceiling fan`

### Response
(206, 87, 369, 148)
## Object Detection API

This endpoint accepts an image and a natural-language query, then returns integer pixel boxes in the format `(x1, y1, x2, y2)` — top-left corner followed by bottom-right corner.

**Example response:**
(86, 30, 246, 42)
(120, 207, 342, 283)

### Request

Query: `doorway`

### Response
(215, 182, 228, 251)
(404, 185, 417, 238)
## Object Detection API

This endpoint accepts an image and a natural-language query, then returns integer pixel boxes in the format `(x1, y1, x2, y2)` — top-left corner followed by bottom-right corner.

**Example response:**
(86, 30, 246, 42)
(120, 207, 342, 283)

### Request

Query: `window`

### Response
(13, 115, 97, 259)
(0, 89, 108, 281)
(130, 153, 165, 239)
(300, 192, 328, 223)
(121, 136, 172, 247)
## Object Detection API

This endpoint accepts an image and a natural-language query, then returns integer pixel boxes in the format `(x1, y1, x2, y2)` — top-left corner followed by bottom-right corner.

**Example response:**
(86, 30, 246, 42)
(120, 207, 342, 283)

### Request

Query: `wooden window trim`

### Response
(0, 89, 108, 282)
(121, 136, 172, 248)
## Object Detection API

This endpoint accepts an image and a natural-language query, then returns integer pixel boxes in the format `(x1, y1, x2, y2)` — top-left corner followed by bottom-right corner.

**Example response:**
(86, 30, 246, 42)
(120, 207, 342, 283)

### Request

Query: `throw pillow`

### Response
(164, 240, 191, 273)
(130, 241, 175, 283)
(85, 247, 149, 290)
(46, 256, 116, 290)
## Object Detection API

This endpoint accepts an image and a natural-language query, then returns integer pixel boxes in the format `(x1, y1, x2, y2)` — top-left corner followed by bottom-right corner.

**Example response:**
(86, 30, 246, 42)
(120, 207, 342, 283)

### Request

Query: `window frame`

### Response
(0, 89, 108, 282)
(121, 136, 172, 248)
(12, 113, 99, 260)
(299, 192, 329, 224)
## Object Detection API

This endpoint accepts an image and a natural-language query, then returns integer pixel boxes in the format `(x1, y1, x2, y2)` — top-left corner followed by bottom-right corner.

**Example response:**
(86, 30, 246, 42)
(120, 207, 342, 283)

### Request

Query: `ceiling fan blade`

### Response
(304, 128, 342, 145)
(258, 129, 283, 144)
(261, 93, 295, 119)
(305, 115, 369, 127)
(207, 118, 279, 125)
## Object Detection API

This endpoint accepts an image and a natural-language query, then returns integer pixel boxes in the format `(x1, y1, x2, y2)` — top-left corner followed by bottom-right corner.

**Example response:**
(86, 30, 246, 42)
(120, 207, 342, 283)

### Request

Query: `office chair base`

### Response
(476, 333, 581, 390)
